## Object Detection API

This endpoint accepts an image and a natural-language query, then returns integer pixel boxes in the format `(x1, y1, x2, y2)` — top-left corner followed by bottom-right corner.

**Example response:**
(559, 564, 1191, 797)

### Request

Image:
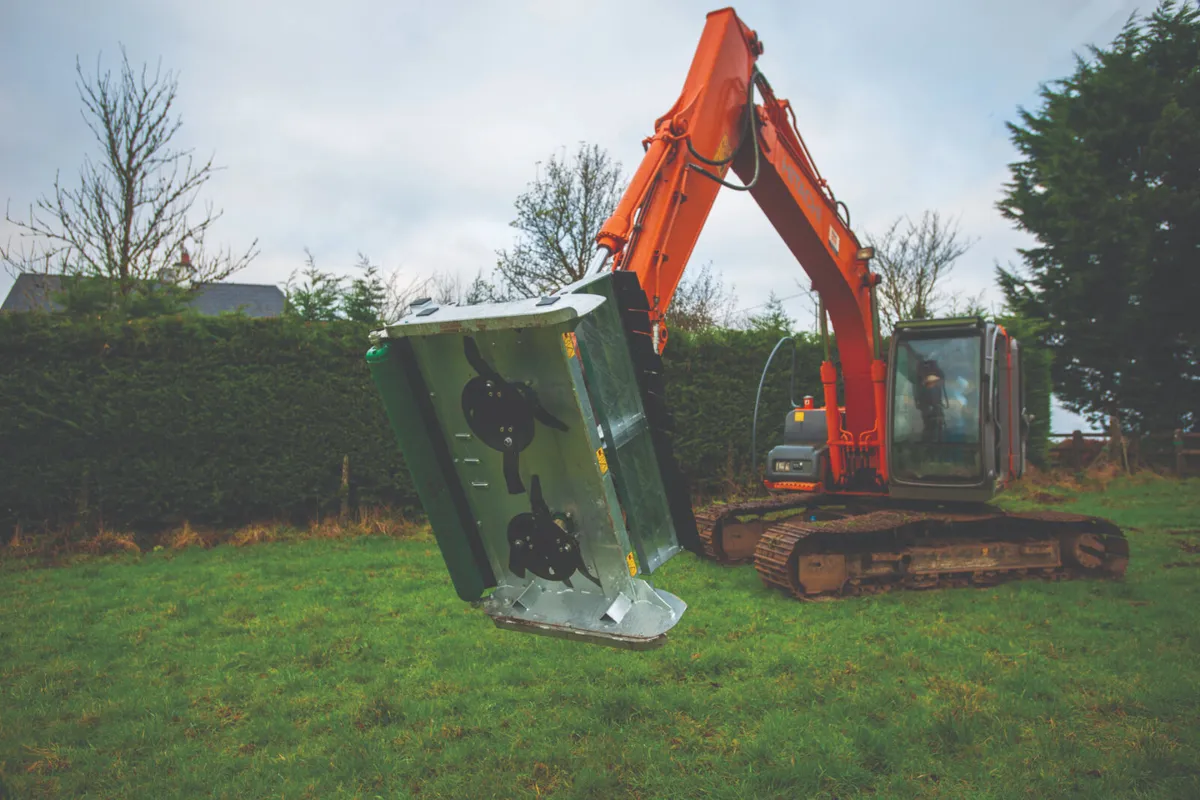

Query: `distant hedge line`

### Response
(0, 313, 1049, 534)
(1, 314, 409, 533)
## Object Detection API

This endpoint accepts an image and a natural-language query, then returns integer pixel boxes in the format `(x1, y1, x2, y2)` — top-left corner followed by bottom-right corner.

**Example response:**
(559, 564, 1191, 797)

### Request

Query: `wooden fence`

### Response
(1048, 429, 1200, 475)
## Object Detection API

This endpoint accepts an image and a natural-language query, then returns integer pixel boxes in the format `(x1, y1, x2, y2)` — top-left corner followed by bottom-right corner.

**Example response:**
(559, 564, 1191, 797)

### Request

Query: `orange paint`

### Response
(597, 7, 882, 491)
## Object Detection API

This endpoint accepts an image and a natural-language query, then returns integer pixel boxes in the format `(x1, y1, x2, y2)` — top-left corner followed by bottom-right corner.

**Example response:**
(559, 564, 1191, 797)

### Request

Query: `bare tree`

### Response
(946, 288, 990, 319)
(665, 261, 738, 332)
(867, 210, 976, 332)
(790, 279, 823, 334)
(376, 268, 429, 323)
(495, 143, 623, 298)
(463, 271, 505, 305)
(429, 272, 465, 305)
(421, 269, 506, 307)
(1, 46, 257, 308)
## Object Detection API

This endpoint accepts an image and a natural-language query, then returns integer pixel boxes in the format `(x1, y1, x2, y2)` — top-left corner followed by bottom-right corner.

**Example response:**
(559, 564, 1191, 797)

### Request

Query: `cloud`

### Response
(1, 0, 1140, 325)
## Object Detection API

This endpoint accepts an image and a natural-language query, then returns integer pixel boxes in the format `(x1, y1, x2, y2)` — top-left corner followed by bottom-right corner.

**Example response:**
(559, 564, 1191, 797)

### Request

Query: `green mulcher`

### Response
(366, 271, 701, 649)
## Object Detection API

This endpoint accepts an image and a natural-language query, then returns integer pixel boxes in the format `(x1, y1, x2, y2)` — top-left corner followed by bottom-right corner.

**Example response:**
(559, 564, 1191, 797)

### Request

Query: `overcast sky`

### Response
(2, 0, 1142, 430)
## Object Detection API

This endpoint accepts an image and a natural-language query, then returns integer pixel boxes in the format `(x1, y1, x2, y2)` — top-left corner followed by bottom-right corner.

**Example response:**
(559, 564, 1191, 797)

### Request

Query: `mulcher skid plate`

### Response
(696, 499, 1129, 599)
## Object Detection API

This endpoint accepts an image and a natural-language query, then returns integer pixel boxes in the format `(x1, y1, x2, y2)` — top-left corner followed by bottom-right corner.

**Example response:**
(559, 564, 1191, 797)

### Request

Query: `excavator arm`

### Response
(596, 7, 888, 485)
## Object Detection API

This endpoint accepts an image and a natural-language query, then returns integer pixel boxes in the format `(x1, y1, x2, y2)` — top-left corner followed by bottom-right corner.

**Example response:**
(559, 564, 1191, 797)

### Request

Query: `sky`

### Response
(1, 0, 1143, 431)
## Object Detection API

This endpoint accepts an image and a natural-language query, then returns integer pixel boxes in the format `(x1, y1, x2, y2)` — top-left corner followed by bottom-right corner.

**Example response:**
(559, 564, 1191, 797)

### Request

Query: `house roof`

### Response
(1, 274, 63, 312)
(185, 282, 286, 317)
(1, 273, 285, 318)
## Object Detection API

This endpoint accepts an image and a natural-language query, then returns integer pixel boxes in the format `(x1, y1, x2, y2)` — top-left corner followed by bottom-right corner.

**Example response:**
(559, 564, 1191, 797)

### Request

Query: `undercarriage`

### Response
(696, 495, 1129, 599)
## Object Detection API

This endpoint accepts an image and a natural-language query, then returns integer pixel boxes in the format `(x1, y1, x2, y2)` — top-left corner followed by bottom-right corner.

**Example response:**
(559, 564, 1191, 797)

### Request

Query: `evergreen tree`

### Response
(341, 254, 388, 325)
(745, 293, 793, 337)
(284, 250, 342, 322)
(997, 0, 1200, 433)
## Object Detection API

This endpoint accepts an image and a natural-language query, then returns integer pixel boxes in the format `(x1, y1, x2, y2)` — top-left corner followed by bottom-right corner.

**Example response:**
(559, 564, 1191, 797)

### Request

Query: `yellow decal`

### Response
(794, 411, 805, 422)
(596, 447, 609, 474)
(562, 332, 577, 359)
(626, 551, 638, 576)
(714, 134, 732, 163)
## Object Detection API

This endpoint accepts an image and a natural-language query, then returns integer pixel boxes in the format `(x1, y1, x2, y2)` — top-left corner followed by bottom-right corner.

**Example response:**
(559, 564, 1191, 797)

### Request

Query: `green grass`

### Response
(3, 476, 1200, 799)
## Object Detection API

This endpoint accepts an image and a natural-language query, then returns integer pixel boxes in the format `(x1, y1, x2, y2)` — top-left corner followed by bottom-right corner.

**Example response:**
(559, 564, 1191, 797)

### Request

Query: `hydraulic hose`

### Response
(751, 335, 799, 476)
(686, 68, 764, 191)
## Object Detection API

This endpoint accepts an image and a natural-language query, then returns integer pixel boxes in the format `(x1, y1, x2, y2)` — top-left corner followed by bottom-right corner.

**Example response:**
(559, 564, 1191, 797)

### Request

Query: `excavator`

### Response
(365, 7, 1128, 649)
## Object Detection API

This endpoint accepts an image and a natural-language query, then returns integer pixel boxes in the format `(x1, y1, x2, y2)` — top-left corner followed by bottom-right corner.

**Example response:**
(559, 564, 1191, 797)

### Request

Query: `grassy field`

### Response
(3, 475, 1199, 799)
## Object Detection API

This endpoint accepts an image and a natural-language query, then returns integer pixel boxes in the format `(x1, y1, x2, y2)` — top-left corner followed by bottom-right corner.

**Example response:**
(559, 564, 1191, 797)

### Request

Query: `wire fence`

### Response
(1048, 429, 1200, 475)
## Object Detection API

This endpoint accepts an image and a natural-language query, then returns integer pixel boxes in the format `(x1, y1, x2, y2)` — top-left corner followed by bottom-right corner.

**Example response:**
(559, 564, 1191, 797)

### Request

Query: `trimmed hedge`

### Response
(1, 314, 411, 531)
(0, 313, 1050, 534)
(664, 327, 824, 493)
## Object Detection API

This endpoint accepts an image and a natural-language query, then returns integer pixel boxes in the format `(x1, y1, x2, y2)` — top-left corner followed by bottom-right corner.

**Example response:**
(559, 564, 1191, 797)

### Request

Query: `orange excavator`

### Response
(365, 8, 1128, 648)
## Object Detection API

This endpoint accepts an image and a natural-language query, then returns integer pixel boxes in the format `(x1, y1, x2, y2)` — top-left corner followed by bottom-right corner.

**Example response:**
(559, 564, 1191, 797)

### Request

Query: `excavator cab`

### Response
(762, 317, 1025, 500)
(887, 317, 1025, 502)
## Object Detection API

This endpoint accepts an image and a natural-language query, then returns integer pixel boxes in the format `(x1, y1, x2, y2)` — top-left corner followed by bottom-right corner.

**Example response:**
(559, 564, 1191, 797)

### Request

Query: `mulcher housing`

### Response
(366, 272, 698, 649)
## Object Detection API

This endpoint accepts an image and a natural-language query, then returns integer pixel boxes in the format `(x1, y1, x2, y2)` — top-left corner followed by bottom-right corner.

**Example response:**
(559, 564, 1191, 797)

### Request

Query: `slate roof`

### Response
(1, 273, 285, 318)
(181, 282, 286, 317)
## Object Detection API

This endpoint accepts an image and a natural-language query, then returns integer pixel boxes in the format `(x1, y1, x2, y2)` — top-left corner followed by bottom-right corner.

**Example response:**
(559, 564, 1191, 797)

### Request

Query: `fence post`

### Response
(1176, 429, 1186, 477)
(340, 455, 350, 521)
(1071, 430, 1084, 469)
(77, 464, 91, 532)
(1108, 414, 1129, 473)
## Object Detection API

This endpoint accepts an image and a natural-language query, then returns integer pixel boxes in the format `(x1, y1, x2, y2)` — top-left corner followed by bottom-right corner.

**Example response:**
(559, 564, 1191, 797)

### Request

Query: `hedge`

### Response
(0, 313, 1049, 534)
(664, 327, 824, 493)
(0, 314, 410, 532)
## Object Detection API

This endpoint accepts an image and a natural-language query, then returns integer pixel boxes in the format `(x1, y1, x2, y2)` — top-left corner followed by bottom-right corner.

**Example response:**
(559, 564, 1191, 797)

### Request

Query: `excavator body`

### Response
(367, 7, 1128, 647)
(705, 318, 1128, 600)
(765, 317, 1023, 502)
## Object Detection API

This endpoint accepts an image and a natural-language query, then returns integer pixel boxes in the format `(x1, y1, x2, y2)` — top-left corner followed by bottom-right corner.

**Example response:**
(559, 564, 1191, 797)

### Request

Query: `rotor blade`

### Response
(503, 449, 524, 495)
(577, 559, 602, 588)
(528, 474, 550, 517)
(520, 385, 569, 432)
(463, 336, 503, 382)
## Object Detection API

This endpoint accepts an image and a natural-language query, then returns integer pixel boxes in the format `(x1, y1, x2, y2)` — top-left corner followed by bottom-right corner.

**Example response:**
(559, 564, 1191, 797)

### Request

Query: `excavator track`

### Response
(694, 495, 818, 564)
(752, 508, 1130, 599)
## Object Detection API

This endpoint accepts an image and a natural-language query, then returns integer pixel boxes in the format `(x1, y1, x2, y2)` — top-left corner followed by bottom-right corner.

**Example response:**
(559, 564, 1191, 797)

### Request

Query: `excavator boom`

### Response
(598, 8, 886, 479)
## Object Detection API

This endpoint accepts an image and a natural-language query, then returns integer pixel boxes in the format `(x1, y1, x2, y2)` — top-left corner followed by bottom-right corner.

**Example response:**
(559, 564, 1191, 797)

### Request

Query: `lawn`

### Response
(2, 476, 1199, 799)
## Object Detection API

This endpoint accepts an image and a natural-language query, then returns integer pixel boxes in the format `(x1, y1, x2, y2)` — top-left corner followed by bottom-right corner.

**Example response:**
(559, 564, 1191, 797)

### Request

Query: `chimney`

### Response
(159, 245, 191, 286)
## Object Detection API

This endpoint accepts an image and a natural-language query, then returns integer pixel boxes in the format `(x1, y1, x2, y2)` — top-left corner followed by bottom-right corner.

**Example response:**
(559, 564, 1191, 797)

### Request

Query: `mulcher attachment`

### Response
(366, 272, 698, 649)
